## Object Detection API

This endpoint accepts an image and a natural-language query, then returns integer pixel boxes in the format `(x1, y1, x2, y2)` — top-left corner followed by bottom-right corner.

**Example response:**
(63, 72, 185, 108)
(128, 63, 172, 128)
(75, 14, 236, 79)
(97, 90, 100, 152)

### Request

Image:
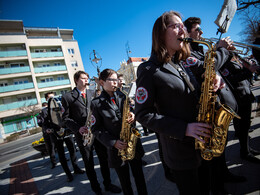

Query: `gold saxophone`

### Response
(118, 89, 141, 161)
(182, 38, 240, 160)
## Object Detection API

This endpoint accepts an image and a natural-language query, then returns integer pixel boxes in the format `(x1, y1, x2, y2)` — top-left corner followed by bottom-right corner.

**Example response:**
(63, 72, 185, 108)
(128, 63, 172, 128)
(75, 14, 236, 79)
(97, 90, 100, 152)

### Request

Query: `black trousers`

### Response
(75, 132, 111, 193)
(94, 139, 111, 187)
(233, 94, 252, 155)
(43, 132, 56, 165)
(51, 134, 80, 177)
(198, 152, 227, 195)
(115, 158, 147, 195)
(172, 168, 201, 195)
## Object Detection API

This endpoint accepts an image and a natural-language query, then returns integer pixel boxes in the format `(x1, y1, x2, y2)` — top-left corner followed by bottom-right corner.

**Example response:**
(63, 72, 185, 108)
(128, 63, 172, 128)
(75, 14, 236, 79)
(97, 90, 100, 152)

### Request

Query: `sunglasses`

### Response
(195, 27, 202, 32)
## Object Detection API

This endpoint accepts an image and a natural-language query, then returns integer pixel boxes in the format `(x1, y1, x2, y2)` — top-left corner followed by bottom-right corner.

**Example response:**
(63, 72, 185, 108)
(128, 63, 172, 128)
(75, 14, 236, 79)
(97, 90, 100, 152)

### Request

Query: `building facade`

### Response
(0, 20, 84, 141)
(118, 57, 148, 85)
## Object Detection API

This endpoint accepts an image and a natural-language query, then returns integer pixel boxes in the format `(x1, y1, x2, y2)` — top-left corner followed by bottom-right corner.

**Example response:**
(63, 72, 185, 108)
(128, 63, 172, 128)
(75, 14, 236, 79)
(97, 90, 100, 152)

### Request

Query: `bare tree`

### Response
(17, 103, 41, 132)
(237, 0, 260, 11)
(236, 1, 260, 43)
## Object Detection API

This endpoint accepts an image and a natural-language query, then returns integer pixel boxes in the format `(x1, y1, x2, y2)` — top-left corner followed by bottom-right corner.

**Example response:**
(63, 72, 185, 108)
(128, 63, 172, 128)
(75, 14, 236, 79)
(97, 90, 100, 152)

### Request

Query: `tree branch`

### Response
(237, 0, 260, 11)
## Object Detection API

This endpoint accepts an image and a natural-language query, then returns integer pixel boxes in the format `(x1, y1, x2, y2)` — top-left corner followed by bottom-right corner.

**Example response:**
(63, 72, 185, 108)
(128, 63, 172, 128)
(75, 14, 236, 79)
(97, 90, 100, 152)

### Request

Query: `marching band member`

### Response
(91, 68, 147, 195)
(62, 71, 121, 195)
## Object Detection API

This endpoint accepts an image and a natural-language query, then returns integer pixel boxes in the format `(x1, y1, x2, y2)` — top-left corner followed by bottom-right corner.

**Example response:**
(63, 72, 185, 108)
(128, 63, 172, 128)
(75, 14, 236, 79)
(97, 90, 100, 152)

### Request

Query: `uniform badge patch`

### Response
(185, 57, 198, 67)
(91, 115, 96, 126)
(221, 68, 230, 77)
(136, 87, 148, 104)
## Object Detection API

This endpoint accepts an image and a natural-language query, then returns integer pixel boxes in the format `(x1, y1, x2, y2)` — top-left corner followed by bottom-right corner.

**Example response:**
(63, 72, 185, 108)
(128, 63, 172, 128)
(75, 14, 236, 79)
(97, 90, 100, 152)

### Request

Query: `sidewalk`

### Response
(1, 82, 260, 195)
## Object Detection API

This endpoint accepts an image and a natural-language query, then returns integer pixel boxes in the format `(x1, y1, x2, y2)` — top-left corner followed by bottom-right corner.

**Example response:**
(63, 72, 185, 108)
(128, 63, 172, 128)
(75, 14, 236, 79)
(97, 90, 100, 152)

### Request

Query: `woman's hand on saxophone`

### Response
(114, 140, 127, 150)
(213, 74, 225, 92)
(127, 112, 135, 124)
(185, 123, 211, 143)
(79, 126, 89, 135)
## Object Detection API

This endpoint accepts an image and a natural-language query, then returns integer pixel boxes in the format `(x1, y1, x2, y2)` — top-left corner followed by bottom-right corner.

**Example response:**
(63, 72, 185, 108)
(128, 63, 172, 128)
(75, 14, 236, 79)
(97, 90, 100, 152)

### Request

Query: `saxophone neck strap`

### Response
(169, 60, 195, 92)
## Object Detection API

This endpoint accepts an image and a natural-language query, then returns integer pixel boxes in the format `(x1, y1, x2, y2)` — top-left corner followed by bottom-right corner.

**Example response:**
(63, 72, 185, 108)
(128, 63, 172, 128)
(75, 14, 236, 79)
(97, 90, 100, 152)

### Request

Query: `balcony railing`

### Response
(34, 65, 67, 73)
(37, 79, 70, 88)
(0, 98, 38, 112)
(31, 51, 63, 58)
(0, 50, 27, 58)
(0, 66, 30, 75)
(0, 82, 34, 93)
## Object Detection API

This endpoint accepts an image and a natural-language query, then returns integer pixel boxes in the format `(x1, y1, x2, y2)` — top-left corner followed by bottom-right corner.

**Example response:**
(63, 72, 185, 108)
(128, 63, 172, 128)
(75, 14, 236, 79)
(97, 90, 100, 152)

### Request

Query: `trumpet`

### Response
(206, 37, 260, 56)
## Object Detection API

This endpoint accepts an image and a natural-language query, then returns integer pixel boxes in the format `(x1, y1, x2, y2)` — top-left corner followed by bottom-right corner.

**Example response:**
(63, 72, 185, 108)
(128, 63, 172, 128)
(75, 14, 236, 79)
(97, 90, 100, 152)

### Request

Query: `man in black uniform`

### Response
(62, 71, 121, 195)
(220, 57, 260, 163)
(44, 92, 84, 182)
(184, 17, 248, 194)
(185, 17, 260, 164)
(37, 102, 56, 169)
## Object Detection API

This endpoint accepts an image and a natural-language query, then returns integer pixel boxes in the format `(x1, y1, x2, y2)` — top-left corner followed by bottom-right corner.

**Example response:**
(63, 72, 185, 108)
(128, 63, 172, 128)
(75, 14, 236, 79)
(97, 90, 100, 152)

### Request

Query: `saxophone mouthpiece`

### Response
(179, 38, 194, 43)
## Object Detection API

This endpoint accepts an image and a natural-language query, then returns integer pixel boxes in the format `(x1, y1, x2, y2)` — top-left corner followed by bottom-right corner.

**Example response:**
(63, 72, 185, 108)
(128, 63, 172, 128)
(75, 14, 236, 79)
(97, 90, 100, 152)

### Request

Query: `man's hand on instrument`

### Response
(185, 122, 211, 143)
(127, 112, 135, 124)
(217, 36, 236, 50)
(79, 126, 89, 135)
(114, 140, 127, 150)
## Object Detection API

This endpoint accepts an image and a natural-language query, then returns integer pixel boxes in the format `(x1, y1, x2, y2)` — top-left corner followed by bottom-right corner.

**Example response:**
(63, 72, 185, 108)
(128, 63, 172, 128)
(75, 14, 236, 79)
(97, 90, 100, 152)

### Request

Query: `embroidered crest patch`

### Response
(221, 68, 230, 77)
(91, 115, 96, 126)
(136, 87, 148, 104)
(185, 57, 198, 67)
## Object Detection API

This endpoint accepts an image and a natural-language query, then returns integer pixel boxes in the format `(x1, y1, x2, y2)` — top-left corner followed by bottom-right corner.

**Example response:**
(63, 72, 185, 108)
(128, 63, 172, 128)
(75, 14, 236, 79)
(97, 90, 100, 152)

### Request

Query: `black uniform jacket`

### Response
(91, 90, 144, 168)
(190, 42, 237, 111)
(135, 53, 203, 170)
(219, 59, 253, 99)
(38, 107, 51, 134)
(62, 87, 95, 133)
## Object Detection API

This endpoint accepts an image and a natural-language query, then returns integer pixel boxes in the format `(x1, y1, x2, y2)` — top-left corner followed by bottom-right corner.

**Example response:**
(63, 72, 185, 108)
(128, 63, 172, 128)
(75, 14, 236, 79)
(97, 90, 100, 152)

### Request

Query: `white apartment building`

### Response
(0, 20, 85, 141)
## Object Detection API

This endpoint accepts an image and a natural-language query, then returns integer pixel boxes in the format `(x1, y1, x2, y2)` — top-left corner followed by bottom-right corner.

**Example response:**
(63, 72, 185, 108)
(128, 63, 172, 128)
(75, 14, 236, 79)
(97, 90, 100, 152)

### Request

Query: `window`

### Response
(16, 122, 23, 130)
(17, 96, 33, 101)
(68, 48, 75, 54)
(71, 61, 78, 67)
(14, 79, 29, 85)
(10, 63, 25, 68)
(42, 64, 50, 67)
(35, 49, 45, 53)
(41, 77, 54, 83)
(11, 64, 19, 68)
(0, 65, 4, 69)
(57, 76, 64, 80)
(60, 90, 68, 95)
(0, 82, 8, 87)
(54, 62, 61, 66)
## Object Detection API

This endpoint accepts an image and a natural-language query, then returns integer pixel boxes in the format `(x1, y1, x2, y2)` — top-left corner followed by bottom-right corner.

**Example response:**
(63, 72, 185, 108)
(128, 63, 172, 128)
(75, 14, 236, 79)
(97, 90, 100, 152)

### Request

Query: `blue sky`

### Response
(0, 0, 243, 77)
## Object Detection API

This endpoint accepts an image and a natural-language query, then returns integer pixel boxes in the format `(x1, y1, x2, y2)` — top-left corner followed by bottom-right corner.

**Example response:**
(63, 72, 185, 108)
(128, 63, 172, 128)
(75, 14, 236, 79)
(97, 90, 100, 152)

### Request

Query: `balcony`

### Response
(31, 51, 63, 58)
(37, 79, 70, 88)
(34, 65, 67, 73)
(0, 98, 38, 112)
(0, 50, 27, 58)
(0, 67, 30, 75)
(0, 82, 34, 93)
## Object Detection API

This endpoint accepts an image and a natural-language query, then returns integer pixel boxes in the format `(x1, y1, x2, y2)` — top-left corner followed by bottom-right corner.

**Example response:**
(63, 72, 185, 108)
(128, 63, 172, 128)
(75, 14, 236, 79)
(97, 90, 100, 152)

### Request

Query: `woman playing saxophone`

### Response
(135, 10, 233, 195)
(91, 68, 147, 195)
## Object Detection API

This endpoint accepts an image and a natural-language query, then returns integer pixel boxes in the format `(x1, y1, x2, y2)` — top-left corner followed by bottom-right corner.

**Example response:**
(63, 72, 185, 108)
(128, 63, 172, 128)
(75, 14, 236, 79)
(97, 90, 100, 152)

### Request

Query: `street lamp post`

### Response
(89, 49, 102, 76)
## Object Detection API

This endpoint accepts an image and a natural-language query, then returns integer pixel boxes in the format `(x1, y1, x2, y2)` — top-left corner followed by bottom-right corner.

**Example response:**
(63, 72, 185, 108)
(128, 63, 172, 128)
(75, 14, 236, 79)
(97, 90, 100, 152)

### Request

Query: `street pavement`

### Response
(1, 81, 260, 195)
